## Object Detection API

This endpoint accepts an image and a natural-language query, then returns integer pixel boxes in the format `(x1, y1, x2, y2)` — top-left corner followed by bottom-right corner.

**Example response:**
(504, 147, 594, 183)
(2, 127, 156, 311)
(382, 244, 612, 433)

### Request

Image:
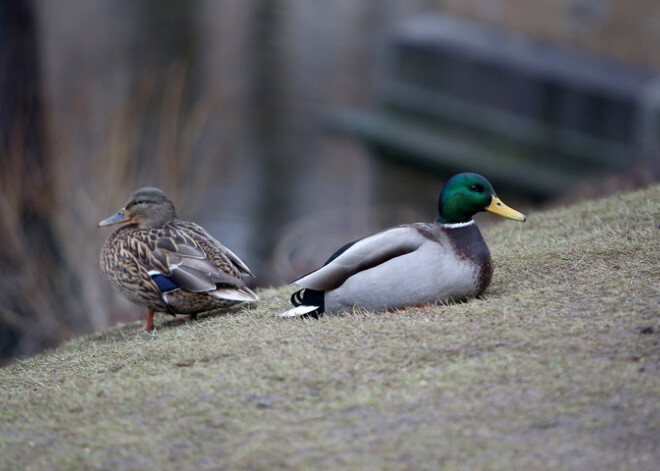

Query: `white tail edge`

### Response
(278, 305, 319, 318)
(211, 288, 259, 302)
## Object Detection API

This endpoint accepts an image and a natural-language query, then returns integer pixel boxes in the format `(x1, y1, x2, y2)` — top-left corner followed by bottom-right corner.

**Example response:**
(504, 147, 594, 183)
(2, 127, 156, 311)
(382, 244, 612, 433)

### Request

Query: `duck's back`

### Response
(173, 221, 252, 278)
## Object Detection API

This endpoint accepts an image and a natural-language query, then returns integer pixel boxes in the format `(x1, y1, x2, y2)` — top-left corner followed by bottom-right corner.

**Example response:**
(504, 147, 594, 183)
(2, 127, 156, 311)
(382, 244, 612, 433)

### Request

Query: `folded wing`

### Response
(149, 232, 248, 294)
(294, 226, 425, 291)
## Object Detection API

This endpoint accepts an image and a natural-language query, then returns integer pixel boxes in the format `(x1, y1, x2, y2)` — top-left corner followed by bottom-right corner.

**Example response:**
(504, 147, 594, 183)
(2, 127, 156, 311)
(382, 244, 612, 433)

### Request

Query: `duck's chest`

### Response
(402, 221, 492, 298)
(99, 227, 155, 279)
(442, 223, 493, 295)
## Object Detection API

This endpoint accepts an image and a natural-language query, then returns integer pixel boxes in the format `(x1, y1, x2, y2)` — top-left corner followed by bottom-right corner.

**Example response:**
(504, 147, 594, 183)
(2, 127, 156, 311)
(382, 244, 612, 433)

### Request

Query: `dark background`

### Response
(1, 0, 659, 361)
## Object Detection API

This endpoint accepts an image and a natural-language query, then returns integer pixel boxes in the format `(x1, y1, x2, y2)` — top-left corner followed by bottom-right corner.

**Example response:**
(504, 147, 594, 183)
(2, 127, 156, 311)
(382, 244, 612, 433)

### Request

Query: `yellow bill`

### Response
(486, 196, 527, 222)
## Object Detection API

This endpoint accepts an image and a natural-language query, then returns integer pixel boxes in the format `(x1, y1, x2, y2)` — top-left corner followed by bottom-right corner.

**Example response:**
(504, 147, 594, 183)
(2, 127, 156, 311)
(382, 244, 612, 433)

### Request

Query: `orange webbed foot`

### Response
(137, 307, 156, 332)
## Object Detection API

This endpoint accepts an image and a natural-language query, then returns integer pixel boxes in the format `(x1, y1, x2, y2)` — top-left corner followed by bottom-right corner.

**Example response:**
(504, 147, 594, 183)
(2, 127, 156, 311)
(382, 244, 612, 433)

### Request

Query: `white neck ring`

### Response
(441, 220, 475, 229)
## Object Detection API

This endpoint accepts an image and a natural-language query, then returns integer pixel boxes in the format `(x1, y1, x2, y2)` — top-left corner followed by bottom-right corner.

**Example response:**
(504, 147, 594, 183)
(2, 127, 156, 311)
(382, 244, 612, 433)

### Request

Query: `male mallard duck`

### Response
(280, 173, 526, 317)
(99, 187, 258, 331)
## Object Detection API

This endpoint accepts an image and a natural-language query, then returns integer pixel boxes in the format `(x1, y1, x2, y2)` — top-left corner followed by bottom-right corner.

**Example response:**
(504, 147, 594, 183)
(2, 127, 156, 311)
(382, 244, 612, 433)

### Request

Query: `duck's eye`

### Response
(469, 184, 483, 192)
(136, 199, 146, 205)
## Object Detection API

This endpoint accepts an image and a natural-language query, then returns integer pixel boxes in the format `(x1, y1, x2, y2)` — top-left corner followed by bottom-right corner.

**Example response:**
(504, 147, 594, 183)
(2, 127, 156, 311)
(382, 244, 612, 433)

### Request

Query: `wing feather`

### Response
(176, 222, 255, 276)
(148, 228, 246, 294)
(294, 226, 425, 291)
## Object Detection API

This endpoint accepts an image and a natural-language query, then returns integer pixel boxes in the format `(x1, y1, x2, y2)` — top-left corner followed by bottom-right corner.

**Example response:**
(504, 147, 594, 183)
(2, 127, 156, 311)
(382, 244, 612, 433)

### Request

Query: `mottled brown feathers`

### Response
(99, 187, 258, 329)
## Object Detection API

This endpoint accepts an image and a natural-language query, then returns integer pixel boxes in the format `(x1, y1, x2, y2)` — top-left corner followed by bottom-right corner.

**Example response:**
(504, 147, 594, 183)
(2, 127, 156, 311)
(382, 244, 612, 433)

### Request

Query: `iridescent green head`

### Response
(436, 173, 527, 224)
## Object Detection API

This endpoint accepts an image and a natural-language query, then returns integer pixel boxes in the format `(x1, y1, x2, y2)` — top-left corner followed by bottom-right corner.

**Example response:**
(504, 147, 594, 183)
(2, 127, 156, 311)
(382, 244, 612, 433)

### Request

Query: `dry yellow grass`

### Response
(1, 184, 659, 470)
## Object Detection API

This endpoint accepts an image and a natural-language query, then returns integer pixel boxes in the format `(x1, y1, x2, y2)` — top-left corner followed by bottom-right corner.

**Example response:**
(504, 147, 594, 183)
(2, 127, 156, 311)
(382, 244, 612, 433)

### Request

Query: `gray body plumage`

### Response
(284, 220, 492, 315)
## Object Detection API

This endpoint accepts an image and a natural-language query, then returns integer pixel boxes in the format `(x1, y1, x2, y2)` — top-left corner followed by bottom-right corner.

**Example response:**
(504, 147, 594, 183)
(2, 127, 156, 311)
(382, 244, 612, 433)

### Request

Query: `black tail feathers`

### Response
(290, 288, 325, 319)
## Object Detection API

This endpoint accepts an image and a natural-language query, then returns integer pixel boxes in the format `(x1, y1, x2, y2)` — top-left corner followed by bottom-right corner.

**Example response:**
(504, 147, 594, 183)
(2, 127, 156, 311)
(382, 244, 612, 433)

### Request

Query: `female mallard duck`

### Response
(280, 173, 526, 317)
(99, 187, 258, 331)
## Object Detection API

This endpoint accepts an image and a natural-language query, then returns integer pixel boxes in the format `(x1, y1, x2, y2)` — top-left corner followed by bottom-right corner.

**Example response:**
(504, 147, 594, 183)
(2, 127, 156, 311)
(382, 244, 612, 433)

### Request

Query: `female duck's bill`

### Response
(98, 208, 129, 226)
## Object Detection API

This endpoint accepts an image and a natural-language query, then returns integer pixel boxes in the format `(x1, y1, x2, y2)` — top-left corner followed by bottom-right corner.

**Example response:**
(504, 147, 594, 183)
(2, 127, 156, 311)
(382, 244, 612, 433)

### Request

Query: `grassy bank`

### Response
(1, 184, 659, 470)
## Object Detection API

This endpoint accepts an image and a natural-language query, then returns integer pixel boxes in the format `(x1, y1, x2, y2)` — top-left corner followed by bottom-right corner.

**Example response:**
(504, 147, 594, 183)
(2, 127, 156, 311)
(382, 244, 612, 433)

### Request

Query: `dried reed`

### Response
(1, 66, 219, 360)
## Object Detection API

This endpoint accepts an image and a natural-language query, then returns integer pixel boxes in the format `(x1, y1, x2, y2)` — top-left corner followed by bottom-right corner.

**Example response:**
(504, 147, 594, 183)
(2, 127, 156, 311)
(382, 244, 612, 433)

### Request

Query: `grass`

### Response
(1, 184, 659, 470)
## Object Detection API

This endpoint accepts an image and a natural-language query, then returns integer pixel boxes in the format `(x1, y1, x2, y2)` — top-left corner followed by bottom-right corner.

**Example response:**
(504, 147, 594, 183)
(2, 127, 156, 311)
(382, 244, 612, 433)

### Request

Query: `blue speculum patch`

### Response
(151, 273, 179, 292)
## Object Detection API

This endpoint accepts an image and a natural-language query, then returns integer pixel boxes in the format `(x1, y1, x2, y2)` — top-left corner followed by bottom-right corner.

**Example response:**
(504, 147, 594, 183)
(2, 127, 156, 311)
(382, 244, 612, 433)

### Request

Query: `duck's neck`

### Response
(435, 208, 475, 225)
(435, 203, 476, 225)
(437, 220, 475, 229)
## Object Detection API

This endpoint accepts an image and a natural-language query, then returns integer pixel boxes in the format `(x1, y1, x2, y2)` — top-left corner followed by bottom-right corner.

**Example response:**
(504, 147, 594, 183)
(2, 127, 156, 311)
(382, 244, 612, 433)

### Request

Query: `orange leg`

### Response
(138, 307, 156, 332)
